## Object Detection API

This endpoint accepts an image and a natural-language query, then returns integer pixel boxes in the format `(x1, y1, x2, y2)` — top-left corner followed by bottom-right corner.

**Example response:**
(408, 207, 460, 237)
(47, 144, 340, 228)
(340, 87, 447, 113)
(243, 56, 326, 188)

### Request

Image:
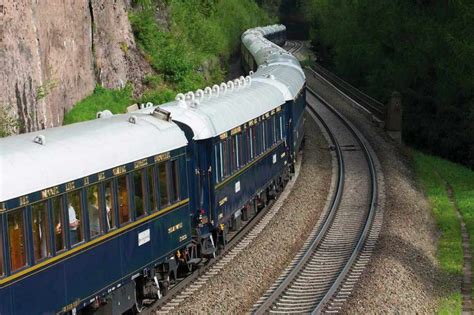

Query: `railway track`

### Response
(252, 88, 382, 314)
(285, 40, 304, 55)
(308, 65, 385, 122)
(147, 157, 303, 314)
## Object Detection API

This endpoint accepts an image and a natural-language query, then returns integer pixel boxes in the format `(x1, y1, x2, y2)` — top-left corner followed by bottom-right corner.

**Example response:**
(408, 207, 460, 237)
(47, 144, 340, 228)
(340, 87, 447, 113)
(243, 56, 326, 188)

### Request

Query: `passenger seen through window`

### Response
(8, 208, 27, 272)
(52, 196, 65, 252)
(67, 190, 84, 246)
(117, 175, 130, 225)
(31, 202, 51, 261)
(104, 181, 116, 230)
(87, 185, 102, 238)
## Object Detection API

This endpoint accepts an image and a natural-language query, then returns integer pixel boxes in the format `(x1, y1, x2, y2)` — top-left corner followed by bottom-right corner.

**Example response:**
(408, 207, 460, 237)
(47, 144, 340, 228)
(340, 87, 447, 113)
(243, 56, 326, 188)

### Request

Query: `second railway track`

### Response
(252, 87, 383, 314)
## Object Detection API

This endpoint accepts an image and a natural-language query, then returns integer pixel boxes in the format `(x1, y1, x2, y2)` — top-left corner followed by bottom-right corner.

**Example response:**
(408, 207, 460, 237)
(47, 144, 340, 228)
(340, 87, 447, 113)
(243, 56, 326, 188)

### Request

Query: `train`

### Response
(0, 24, 306, 314)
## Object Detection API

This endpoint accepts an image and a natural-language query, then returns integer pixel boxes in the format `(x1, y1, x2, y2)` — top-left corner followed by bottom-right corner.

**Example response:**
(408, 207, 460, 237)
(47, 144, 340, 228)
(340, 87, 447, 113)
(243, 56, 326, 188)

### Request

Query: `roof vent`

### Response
(96, 110, 113, 119)
(33, 135, 45, 146)
(204, 86, 213, 99)
(195, 89, 204, 102)
(220, 83, 227, 95)
(266, 74, 276, 80)
(128, 115, 137, 124)
(212, 84, 220, 97)
(151, 107, 171, 122)
(227, 81, 235, 92)
(127, 104, 139, 113)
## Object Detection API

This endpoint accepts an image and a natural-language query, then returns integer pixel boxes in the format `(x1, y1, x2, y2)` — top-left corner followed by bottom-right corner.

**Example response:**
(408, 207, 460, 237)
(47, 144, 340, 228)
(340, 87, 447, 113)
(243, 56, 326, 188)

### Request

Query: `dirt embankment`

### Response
(0, 0, 151, 132)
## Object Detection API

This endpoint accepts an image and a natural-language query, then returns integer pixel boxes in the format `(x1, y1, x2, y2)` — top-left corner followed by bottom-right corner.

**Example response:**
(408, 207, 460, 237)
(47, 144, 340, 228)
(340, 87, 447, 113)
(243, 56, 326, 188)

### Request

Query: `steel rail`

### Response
(308, 88, 377, 314)
(253, 87, 378, 314)
(308, 64, 385, 120)
(253, 92, 345, 314)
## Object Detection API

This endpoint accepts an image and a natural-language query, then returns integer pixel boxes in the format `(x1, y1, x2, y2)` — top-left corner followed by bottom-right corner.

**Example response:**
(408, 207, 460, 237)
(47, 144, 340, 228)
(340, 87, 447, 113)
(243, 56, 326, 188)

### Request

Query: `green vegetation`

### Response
(65, 0, 273, 124)
(414, 150, 474, 312)
(63, 85, 133, 125)
(307, 1, 474, 169)
(0, 105, 19, 137)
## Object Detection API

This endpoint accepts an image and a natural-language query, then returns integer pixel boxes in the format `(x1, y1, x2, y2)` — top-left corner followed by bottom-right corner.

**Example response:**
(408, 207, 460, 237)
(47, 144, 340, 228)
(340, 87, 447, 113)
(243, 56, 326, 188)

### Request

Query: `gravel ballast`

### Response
(163, 113, 332, 313)
(306, 71, 460, 313)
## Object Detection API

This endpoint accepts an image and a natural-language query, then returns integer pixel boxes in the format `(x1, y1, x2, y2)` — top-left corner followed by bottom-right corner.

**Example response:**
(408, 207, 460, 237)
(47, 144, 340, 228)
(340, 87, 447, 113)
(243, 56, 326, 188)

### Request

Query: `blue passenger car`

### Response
(0, 110, 193, 314)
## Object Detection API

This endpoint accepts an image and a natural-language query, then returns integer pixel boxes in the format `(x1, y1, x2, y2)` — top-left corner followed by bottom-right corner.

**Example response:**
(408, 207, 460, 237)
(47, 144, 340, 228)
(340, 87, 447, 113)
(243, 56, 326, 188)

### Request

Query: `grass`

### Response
(63, 85, 133, 125)
(414, 150, 474, 313)
(64, 0, 273, 124)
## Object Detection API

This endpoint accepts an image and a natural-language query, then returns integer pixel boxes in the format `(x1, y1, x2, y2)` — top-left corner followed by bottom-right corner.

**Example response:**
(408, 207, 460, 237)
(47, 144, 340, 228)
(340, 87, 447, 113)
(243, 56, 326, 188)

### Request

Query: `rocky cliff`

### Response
(0, 0, 151, 133)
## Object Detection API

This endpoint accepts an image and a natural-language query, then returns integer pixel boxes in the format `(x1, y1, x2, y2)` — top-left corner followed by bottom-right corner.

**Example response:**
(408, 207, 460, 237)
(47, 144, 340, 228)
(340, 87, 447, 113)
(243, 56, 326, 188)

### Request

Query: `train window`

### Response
(252, 126, 257, 158)
(237, 131, 246, 167)
(87, 185, 102, 239)
(280, 116, 284, 140)
(8, 208, 27, 272)
(133, 170, 146, 219)
(247, 127, 253, 161)
(51, 196, 65, 252)
(262, 121, 267, 152)
(272, 116, 277, 144)
(31, 202, 51, 262)
(158, 163, 169, 207)
(117, 175, 130, 225)
(230, 137, 237, 172)
(147, 166, 158, 212)
(222, 141, 228, 178)
(67, 190, 84, 246)
(171, 160, 180, 202)
(104, 181, 116, 230)
(236, 135, 241, 169)
(0, 224, 3, 276)
(214, 144, 220, 182)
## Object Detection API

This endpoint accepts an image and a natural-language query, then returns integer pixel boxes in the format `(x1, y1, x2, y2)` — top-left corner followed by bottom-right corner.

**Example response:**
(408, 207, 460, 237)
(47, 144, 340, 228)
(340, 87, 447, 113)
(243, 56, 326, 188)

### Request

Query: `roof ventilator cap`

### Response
(220, 83, 227, 95)
(96, 110, 113, 119)
(266, 74, 276, 80)
(227, 80, 235, 92)
(175, 93, 187, 108)
(245, 76, 252, 86)
(212, 84, 220, 97)
(151, 107, 171, 121)
(204, 86, 213, 99)
(33, 135, 45, 146)
(128, 115, 137, 124)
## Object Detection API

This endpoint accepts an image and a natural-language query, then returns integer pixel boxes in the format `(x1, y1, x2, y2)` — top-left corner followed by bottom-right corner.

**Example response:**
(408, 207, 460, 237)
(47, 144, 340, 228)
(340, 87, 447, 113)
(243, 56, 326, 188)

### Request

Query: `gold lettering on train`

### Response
(98, 172, 105, 181)
(65, 181, 76, 192)
(83, 177, 90, 185)
(231, 126, 241, 135)
(113, 166, 127, 176)
(0, 202, 6, 212)
(219, 132, 228, 140)
(134, 158, 148, 169)
(218, 196, 228, 206)
(168, 222, 183, 234)
(41, 186, 60, 199)
(276, 106, 282, 112)
(154, 152, 171, 163)
(19, 195, 29, 206)
(179, 234, 188, 242)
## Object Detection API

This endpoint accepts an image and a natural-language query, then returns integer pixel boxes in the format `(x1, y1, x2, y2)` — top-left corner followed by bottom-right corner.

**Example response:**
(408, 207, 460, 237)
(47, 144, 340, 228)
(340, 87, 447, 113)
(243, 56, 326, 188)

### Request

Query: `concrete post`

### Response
(385, 91, 402, 144)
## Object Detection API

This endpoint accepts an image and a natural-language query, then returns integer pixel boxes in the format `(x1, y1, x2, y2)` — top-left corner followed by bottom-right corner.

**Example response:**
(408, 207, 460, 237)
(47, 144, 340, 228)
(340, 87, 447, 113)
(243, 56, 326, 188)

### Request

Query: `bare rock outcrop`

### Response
(0, 0, 150, 133)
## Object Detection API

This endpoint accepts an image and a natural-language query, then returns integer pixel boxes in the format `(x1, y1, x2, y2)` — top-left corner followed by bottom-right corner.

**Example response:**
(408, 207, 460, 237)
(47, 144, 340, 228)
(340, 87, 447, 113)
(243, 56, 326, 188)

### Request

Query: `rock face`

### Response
(0, 0, 150, 133)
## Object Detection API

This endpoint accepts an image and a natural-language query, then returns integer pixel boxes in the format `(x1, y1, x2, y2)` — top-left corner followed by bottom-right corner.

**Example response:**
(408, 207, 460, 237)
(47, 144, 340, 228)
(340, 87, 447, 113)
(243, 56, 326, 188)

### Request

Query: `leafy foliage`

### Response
(65, 0, 272, 124)
(307, 0, 474, 168)
(63, 86, 133, 125)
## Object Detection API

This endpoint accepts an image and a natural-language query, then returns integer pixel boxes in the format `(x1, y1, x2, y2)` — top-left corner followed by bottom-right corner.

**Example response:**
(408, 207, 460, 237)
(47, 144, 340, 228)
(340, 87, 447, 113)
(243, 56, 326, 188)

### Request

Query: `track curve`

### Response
(252, 88, 380, 314)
